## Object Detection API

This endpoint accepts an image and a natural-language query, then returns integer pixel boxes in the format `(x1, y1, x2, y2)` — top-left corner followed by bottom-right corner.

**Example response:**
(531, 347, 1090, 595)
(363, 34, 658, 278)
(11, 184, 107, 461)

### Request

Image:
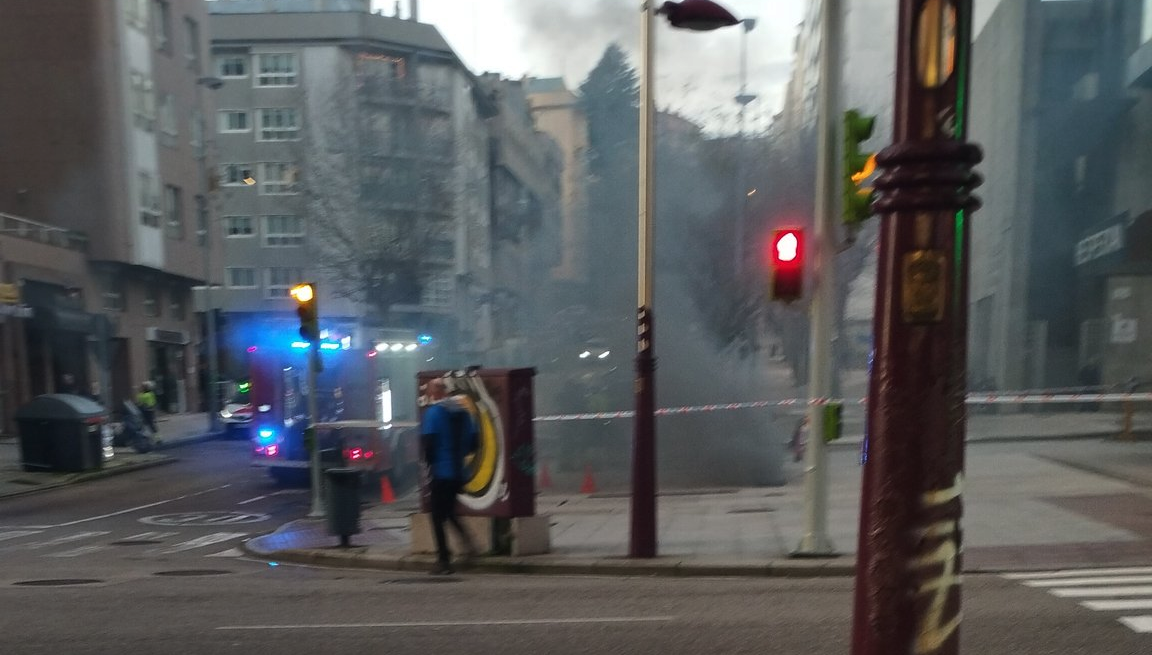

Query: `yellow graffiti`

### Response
(462, 408, 499, 496)
(911, 473, 963, 654)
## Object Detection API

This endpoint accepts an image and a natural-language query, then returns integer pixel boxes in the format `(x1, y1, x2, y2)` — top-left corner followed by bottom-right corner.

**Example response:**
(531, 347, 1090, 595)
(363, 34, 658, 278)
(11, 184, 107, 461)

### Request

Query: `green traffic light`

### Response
(843, 109, 878, 227)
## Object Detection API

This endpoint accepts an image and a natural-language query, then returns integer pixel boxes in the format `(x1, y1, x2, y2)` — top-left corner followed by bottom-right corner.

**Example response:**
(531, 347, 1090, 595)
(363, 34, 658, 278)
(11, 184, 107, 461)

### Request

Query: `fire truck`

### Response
(243, 331, 424, 488)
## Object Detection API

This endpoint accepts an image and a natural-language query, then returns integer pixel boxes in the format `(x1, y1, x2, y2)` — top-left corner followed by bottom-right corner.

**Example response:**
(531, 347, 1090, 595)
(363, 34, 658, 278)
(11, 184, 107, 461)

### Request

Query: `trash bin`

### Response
(15, 394, 107, 473)
(325, 467, 362, 547)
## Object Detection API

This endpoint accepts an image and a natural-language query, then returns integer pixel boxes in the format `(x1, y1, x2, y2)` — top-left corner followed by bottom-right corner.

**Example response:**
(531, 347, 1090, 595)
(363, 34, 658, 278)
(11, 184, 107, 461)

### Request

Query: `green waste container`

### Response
(15, 394, 107, 472)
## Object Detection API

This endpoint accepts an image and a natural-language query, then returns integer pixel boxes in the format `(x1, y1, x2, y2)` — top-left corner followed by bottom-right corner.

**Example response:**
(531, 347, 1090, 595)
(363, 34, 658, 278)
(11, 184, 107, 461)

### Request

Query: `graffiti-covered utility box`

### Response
(417, 367, 537, 519)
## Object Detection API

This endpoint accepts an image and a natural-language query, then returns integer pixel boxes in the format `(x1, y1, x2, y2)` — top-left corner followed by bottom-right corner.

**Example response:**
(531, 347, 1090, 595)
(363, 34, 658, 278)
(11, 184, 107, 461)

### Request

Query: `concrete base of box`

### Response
(409, 513, 551, 556)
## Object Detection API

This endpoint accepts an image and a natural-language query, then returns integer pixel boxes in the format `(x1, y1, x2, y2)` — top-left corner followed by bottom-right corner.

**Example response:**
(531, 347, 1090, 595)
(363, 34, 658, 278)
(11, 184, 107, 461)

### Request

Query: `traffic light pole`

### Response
(793, 0, 841, 558)
(849, 1, 982, 653)
(306, 346, 324, 518)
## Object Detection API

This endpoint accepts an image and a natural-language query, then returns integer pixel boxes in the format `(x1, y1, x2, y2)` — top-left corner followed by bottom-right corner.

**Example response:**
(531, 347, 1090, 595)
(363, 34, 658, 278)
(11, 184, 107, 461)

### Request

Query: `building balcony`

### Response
(355, 77, 452, 112)
(0, 212, 88, 253)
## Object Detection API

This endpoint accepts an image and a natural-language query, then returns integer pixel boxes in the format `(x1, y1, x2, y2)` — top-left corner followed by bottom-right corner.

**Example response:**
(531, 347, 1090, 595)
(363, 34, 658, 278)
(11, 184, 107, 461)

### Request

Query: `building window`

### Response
(219, 164, 255, 187)
(259, 162, 298, 195)
(218, 55, 247, 78)
(158, 93, 178, 145)
(225, 216, 254, 237)
(265, 267, 303, 299)
(126, 0, 149, 30)
(263, 215, 304, 247)
(130, 70, 155, 131)
(226, 267, 257, 289)
(195, 195, 208, 246)
(164, 185, 183, 239)
(184, 18, 200, 72)
(102, 279, 125, 312)
(153, 1, 172, 54)
(139, 172, 161, 227)
(422, 272, 454, 308)
(143, 284, 161, 317)
(218, 110, 250, 133)
(255, 53, 298, 87)
(190, 109, 203, 148)
(256, 108, 300, 141)
(169, 289, 186, 320)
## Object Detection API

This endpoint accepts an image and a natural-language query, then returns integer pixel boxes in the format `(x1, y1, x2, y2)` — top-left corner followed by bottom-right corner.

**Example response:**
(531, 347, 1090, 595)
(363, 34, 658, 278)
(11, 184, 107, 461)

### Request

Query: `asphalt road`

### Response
(1, 439, 1150, 653)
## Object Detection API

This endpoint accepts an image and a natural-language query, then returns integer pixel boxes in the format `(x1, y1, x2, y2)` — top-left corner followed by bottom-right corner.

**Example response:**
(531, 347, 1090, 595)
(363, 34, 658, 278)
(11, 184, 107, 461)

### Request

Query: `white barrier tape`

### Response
(532, 392, 1152, 422)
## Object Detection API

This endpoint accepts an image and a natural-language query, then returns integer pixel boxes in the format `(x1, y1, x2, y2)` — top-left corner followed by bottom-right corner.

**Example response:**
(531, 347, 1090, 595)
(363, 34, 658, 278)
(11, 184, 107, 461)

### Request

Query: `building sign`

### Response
(1075, 225, 1124, 266)
(146, 327, 189, 345)
(0, 283, 20, 305)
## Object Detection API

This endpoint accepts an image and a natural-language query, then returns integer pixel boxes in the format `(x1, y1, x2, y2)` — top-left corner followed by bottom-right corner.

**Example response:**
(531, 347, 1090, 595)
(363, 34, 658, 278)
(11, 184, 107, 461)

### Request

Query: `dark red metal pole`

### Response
(631, 307, 657, 558)
(850, 1, 982, 653)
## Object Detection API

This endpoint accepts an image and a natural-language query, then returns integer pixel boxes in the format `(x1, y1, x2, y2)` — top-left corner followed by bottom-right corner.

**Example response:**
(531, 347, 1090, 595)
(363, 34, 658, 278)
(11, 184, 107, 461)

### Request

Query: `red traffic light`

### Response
(768, 229, 804, 302)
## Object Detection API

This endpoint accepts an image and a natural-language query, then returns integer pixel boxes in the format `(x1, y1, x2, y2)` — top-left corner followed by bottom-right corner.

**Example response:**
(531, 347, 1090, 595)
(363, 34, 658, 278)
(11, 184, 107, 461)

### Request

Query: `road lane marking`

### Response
(205, 548, 245, 558)
(21, 531, 109, 549)
(216, 617, 677, 630)
(47, 545, 108, 558)
(1004, 567, 1152, 580)
(237, 495, 268, 505)
(161, 532, 247, 553)
(45, 485, 232, 528)
(1025, 576, 1152, 588)
(1082, 599, 1152, 611)
(1050, 586, 1152, 598)
(1119, 616, 1152, 633)
(0, 530, 42, 542)
(121, 532, 179, 541)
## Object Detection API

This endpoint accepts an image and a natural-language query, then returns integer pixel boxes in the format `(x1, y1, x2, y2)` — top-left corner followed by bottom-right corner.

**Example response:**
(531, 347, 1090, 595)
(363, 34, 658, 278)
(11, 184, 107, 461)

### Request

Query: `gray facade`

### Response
(208, 1, 493, 361)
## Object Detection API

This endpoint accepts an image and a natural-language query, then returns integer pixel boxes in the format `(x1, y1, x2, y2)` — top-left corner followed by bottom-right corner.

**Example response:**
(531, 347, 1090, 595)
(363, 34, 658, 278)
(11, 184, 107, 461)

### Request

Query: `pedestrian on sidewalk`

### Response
(136, 381, 158, 435)
(420, 377, 478, 575)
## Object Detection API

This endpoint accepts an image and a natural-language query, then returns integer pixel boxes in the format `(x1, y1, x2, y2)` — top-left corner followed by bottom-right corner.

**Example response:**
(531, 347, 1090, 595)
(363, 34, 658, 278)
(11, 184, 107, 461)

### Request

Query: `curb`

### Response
(0, 455, 178, 500)
(153, 430, 225, 451)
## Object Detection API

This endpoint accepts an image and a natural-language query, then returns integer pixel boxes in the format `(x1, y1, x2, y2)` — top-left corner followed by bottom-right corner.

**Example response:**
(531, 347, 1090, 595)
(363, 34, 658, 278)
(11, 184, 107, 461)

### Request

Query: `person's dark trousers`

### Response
(430, 478, 471, 566)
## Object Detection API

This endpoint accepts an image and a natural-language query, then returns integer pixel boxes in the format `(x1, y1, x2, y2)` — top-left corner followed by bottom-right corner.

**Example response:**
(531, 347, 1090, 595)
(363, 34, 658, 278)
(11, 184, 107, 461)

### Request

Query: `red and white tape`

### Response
(532, 392, 1152, 422)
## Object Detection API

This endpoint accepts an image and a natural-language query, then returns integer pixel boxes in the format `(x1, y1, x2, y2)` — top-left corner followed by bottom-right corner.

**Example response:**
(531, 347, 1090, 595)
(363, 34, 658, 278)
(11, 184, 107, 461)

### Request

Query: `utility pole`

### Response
(196, 76, 223, 432)
(793, 0, 842, 558)
(849, 0, 982, 653)
(734, 17, 757, 277)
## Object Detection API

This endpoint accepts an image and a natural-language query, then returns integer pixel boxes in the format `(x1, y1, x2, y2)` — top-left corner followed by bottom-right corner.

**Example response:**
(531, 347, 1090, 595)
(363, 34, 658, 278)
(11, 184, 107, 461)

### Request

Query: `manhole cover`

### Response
(727, 507, 775, 514)
(141, 512, 270, 527)
(14, 579, 103, 587)
(381, 577, 461, 585)
(153, 569, 233, 577)
(111, 539, 163, 546)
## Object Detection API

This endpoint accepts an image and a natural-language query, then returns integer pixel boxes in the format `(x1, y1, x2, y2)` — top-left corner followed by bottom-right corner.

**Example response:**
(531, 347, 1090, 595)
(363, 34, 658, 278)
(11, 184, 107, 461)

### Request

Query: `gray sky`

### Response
(376, 1, 1004, 133)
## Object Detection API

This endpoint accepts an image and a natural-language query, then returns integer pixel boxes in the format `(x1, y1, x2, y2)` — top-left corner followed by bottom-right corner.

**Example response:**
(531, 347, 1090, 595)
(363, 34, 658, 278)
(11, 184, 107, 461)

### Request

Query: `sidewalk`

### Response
(245, 413, 1152, 578)
(0, 411, 221, 499)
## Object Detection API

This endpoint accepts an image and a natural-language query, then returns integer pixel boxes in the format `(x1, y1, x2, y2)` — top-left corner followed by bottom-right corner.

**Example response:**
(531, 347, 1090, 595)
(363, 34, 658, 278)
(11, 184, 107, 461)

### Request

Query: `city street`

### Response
(0, 437, 1149, 652)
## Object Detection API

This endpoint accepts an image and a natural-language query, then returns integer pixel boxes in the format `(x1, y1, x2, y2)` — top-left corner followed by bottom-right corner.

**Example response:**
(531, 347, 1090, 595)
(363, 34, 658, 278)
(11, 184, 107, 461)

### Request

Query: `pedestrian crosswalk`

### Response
(0, 528, 248, 559)
(1004, 566, 1152, 634)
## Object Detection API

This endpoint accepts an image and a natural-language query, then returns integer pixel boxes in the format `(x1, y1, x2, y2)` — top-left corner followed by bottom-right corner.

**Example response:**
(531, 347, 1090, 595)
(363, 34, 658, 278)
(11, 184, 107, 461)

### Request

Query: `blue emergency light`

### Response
(257, 428, 276, 445)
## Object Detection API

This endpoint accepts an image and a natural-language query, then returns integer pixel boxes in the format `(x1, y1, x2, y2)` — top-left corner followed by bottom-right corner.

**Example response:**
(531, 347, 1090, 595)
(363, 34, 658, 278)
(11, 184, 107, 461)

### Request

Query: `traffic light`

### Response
(768, 228, 804, 302)
(290, 283, 319, 342)
(843, 109, 878, 227)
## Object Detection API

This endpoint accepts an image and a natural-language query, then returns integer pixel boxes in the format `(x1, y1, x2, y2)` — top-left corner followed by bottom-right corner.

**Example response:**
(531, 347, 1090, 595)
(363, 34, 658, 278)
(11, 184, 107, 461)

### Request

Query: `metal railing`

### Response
(0, 212, 88, 252)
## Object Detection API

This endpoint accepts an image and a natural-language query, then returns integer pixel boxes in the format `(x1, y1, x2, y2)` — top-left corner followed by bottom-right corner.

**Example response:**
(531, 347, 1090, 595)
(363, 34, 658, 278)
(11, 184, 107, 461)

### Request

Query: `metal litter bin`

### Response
(15, 394, 106, 472)
(325, 467, 362, 547)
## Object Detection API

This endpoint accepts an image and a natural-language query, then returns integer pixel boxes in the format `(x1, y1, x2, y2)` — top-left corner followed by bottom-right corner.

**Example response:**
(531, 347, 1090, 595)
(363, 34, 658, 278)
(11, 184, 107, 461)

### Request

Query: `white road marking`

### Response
(121, 531, 179, 541)
(0, 530, 42, 542)
(43, 485, 232, 528)
(1025, 576, 1152, 588)
(237, 495, 267, 505)
(1050, 586, 1152, 598)
(47, 545, 108, 558)
(161, 532, 247, 553)
(1119, 616, 1152, 633)
(1004, 567, 1152, 580)
(1082, 599, 1152, 611)
(205, 547, 245, 558)
(21, 531, 109, 549)
(217, 617, 678, 631)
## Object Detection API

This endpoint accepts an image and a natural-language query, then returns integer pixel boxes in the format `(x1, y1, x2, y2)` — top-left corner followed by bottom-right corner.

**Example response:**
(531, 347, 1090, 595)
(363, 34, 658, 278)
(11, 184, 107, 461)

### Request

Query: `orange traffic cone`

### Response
(580, 465, 597, 494)
(380, 476, 396, 504)
(538, 460, 552, 490)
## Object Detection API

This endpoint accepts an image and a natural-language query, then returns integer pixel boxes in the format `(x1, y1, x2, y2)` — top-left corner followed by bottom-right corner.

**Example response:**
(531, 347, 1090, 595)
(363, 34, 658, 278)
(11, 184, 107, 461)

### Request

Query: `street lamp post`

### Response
(196, 76, 223, 433)
(734, 18, 757, 278)
(631, 0, 740, 559)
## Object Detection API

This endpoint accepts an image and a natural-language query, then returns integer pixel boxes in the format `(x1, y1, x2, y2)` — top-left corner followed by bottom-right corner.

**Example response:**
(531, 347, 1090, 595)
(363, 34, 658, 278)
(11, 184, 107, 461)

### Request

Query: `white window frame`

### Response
(164, 184, 183, 239)
(138, 172, 161, 227)
(158, 92, 178, 144)
(143, 284, 161, 318)
(219, 163, 255, 187)
(422, 272, 454, 308)
(262, 215, 304, 247)
(226, 267, 258, 289)
(217, 55, 248, 78)
(225, 216, 254, 238)
(265, 267, 303, 299)
(218, 110, 250, 133)
(255, 53, 298, 88)
(184, 17, 201, 71)
(259, 162, 298, 195)
(256, 108, 300, 141)
(153, 0, 172, 54)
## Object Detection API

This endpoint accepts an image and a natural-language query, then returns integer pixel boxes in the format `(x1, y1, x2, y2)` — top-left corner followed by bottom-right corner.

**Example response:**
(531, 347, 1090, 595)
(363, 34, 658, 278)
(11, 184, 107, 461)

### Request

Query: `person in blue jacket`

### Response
(421, 377, 478, 575)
